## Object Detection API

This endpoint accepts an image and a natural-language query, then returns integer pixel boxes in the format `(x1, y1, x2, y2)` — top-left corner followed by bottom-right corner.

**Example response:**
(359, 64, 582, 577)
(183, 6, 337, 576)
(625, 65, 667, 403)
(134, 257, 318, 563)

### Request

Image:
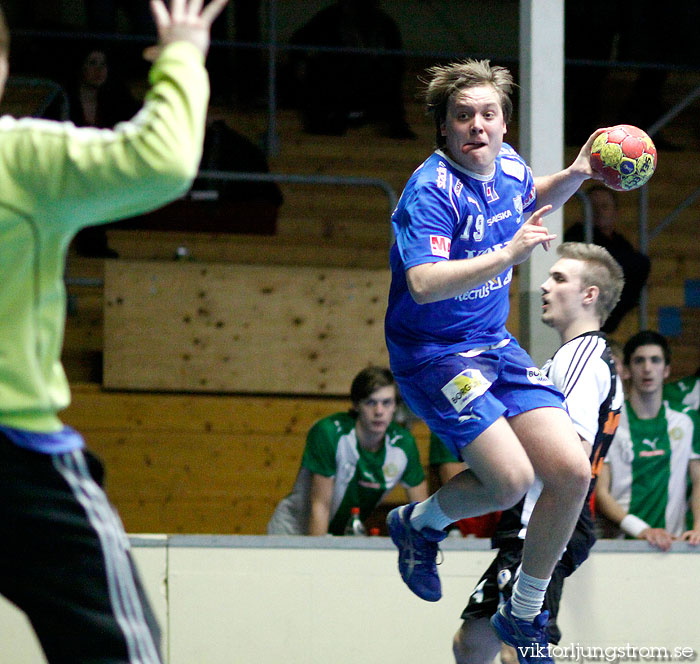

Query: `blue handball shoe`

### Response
(491, 599, 554, 664)
(386, 502, 446, 602)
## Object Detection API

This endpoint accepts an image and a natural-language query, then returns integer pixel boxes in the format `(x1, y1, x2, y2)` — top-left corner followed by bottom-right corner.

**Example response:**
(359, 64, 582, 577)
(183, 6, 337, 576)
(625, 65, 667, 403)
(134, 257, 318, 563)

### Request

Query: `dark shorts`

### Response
(395, 339, 566, 459)
(0, 434, 162, 663)
(461, 524, 594, 644)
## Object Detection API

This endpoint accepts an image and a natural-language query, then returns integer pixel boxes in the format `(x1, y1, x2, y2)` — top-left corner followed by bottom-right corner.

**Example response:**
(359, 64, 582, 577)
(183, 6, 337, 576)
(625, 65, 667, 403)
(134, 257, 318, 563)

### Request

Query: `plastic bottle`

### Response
(174, 245, 192, 261)
(343, 507, 367, 536)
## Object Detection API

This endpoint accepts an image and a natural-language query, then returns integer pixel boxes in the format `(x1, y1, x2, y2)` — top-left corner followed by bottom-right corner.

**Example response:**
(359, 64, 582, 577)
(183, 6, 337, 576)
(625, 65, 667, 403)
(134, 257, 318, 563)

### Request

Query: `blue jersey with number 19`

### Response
(385, 145, 537, 372)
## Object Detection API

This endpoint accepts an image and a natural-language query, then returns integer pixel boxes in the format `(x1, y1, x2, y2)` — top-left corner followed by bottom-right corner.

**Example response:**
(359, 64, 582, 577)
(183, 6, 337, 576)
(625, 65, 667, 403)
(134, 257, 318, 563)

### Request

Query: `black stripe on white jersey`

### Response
(562, 333, 600, 398)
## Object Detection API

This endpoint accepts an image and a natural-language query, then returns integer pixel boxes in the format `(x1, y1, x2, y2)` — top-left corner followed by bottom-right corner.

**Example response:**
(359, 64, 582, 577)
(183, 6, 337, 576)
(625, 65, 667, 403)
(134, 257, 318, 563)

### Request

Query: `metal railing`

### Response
(198, 169, 397, 214)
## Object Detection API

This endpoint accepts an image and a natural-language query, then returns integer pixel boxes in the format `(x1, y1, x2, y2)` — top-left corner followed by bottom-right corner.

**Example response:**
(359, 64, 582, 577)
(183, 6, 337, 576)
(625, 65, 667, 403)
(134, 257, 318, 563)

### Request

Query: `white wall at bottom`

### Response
(1, 536, 698, 664)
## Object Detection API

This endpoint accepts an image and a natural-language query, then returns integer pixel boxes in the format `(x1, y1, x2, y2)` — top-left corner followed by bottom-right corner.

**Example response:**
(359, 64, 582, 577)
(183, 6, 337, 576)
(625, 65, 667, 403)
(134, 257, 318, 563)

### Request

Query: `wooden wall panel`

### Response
(63, 388, 345, 435)
(103, 261, 391, 394)
(61, 385, 431, 534)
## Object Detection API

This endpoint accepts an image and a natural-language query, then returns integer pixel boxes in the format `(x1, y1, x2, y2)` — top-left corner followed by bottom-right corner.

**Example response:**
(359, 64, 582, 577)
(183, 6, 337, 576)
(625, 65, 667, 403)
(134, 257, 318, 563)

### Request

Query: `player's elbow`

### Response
(406, 265, 439, 304)
(408, 283, 433, 305)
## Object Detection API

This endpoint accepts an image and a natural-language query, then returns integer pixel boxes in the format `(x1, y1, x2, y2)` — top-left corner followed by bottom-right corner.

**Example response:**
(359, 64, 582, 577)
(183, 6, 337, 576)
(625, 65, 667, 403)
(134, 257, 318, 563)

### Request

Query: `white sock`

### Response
(409, 494, 452, 531)
(510, 569, 550, 621)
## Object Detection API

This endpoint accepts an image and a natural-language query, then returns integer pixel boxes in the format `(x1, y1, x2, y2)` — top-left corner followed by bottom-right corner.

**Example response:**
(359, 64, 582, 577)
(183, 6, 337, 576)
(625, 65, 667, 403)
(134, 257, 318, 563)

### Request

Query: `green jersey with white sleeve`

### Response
(604, 400, 700, 536)
(664, 375, 700, 411)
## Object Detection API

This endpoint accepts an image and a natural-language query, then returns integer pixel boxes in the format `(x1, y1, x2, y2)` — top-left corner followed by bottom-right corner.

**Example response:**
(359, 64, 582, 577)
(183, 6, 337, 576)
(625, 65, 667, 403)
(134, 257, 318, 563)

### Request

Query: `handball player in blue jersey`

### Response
(385, 59, 605, 662)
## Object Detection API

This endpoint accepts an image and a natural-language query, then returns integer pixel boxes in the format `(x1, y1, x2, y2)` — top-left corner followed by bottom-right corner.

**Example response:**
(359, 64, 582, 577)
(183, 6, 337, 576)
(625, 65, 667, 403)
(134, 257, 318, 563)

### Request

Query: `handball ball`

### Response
(590, 125, 657, 191)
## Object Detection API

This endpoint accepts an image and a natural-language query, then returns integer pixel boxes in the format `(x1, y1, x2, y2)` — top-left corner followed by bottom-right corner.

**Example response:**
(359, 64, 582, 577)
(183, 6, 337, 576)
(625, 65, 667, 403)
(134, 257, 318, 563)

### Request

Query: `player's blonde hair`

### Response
(423, 59, 514, 150)
(557, 242, 624, 324)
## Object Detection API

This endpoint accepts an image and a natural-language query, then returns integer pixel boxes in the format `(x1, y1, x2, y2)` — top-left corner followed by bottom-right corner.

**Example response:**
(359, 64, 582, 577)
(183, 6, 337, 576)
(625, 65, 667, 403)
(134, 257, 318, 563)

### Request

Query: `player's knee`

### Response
(546, 447, 590, 499)
(564, 448, 591, 497)
(575, 455, 592, 493)
(492, 462, 534, 510)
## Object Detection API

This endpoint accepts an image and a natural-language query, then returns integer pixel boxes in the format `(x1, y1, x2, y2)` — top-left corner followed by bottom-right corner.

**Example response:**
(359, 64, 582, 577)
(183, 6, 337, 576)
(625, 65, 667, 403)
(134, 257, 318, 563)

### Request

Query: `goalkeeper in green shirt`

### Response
(0, 1, 227, 662)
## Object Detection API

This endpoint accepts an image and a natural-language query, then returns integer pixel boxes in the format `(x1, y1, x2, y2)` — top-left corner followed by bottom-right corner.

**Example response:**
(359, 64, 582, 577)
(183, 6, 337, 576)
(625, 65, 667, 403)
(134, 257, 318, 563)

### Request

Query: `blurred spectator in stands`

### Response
(41, 45, 140, 256)
(64, 46, 140, 129)
(288, 0, 414, 138)
(50, 45, 140, 256)
(565, 185, 650, 333)
(189, 109, 283, 233)
(267, 367, 428, 536)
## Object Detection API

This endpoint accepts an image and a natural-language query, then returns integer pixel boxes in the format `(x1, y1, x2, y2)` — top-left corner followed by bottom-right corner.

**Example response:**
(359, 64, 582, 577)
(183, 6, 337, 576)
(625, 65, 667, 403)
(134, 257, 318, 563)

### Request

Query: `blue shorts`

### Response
(394, 339, 566, 459)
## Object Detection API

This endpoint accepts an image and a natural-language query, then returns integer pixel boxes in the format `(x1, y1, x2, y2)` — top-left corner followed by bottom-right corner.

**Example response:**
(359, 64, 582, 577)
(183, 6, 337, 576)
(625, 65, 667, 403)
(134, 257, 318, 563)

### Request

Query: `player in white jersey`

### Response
(0, 2, 227, 662)
(384, 59, 608, 663)
(453, 242, 625, 664)
(596, 331, 700, 550)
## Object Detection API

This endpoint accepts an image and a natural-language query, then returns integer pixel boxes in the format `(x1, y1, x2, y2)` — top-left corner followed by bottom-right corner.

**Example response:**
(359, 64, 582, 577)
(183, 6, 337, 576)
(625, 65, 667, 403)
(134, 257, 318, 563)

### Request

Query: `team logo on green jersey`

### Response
(382, 462, 399, 480)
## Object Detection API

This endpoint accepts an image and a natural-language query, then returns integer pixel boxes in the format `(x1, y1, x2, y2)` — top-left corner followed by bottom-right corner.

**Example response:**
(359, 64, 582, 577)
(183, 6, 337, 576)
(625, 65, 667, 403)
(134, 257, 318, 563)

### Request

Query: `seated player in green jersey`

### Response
(596, 331, 700, 550)
(267, 367, 428, 535)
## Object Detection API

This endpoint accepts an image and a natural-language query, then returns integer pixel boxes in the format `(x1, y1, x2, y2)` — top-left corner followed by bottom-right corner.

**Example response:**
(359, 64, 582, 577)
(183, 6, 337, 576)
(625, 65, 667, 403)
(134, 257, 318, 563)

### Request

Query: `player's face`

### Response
(354, 385, 397, 441)
(82, 50, 109, 88)
(626, 344, 670, 396)
(440, 85, 507, 175)
(540, 258, 588, 332)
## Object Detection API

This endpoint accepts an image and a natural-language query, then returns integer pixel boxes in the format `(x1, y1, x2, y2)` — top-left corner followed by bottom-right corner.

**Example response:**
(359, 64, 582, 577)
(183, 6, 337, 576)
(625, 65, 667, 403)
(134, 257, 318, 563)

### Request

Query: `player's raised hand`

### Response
(505, 204, 555, 265)
(145, 0, 229, 61)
